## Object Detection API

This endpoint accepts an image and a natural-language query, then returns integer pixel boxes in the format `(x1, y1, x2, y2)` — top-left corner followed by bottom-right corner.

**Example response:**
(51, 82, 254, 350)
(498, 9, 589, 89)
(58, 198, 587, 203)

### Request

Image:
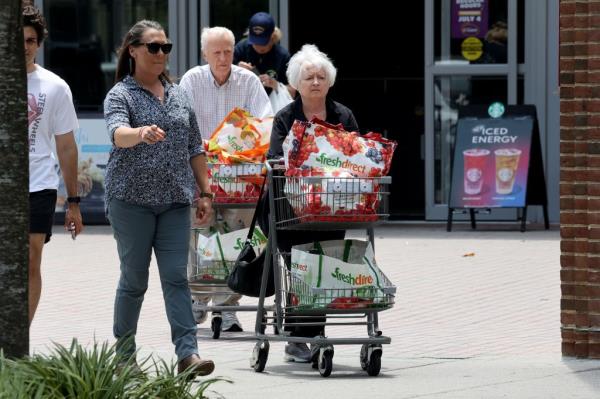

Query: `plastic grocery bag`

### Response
(290, 239, 384, 308)
(269, 82, 293, 113)
(196, 225, 267, 279)
(282, 118, 397, 177)
(207, 108, 272, 163)
(218, 226, 267, 261)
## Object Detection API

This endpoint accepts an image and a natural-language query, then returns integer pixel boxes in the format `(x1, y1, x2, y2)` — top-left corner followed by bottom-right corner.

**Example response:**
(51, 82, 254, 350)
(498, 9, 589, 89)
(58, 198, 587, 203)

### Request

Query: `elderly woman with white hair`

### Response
(264, 44, 359, 363)
(267, 44, 358, 158)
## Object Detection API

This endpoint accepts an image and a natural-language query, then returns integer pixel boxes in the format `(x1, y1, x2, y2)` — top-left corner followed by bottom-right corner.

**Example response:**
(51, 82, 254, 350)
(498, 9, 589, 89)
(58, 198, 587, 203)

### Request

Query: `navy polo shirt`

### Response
(233, 39, 291, 94)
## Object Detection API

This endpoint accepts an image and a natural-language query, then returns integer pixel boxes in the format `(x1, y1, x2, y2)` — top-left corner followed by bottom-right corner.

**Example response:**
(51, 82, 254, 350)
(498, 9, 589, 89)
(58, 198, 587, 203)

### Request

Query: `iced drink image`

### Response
(494, 148, 521, 194)
(463, 149, 490, 195)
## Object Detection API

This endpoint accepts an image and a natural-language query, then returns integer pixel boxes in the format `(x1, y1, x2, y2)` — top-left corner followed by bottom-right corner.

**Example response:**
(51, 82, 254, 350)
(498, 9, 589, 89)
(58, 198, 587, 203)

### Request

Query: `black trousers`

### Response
(257, 183, 345, 337)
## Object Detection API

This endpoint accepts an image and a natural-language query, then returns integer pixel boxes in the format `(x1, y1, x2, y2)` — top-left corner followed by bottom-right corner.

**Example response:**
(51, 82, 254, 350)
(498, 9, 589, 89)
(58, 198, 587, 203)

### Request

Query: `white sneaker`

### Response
(221, 311, 243, 332)
(284, 342, 311, 363)
(192, 297, 210, 324)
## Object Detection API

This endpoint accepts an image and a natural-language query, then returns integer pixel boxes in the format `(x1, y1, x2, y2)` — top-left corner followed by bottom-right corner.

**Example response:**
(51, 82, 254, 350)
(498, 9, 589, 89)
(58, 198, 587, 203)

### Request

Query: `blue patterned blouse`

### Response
(103, 75, 204, 207)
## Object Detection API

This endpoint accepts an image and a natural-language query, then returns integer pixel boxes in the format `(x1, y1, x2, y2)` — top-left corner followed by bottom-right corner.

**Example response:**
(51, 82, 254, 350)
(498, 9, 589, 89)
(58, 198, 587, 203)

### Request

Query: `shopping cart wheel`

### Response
(359, 344, 369, 370)
(360, 345, 382, 376)
(318, 350, 333, 377)
(251, 341, 269, 372)
(211, 314, 222, 339)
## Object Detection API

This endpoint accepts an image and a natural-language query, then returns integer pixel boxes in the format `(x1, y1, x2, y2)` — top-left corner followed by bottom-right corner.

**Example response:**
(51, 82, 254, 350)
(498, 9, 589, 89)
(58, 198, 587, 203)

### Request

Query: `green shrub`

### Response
(0, 339, 230, 399)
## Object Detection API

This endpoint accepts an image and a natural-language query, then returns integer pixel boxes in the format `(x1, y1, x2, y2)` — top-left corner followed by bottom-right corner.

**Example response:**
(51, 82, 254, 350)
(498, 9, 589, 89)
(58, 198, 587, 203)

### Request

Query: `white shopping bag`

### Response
(196, 226, 267, 265)
(269, 82, 293, 113)
(217, 226, 267, 261)
(290, 239, 384, 306)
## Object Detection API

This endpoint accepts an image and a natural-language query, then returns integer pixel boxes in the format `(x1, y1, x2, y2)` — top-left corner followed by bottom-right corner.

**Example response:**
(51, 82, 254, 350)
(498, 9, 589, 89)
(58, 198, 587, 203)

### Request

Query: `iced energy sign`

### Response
(449, 117, 534, 208)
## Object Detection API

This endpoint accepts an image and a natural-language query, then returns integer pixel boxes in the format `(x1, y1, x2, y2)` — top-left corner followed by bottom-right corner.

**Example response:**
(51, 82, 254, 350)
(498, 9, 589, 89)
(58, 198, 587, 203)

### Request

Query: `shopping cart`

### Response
(188, 161, 267, 339)
(251, 159, 396, 377)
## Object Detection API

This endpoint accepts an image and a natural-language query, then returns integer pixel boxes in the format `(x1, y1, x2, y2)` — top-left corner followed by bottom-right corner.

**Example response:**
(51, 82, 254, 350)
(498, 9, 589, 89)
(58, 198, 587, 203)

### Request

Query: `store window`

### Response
(43, 0, 168, 114)
(209, 0, 269, 42)
(434, 0, 525, 64)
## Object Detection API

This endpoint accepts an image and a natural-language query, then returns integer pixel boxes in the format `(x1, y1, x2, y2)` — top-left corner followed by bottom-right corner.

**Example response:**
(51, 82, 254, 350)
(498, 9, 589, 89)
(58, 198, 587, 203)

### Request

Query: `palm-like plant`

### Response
(0, 339, 230, 399)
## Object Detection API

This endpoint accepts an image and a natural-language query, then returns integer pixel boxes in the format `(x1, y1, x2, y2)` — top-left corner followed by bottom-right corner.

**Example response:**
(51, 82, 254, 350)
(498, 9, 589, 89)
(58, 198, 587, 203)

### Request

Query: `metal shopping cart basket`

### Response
(207, 161, 264, 205)
(250, 159, 396, 377)
(188, 161, 268, 339)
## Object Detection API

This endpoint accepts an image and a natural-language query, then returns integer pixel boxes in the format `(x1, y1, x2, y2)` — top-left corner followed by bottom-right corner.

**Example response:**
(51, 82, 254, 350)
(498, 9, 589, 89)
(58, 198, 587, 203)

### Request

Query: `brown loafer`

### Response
(177, 354, 215, 377)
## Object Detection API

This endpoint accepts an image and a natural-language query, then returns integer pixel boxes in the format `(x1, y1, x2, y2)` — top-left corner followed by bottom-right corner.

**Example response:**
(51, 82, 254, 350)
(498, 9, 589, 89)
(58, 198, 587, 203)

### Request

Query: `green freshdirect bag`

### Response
(290, 239, 384, 307)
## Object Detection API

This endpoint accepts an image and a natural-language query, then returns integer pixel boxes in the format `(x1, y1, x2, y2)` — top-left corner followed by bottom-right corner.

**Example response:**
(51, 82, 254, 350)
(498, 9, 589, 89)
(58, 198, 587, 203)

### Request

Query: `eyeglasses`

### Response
(140, 42, 173, 55)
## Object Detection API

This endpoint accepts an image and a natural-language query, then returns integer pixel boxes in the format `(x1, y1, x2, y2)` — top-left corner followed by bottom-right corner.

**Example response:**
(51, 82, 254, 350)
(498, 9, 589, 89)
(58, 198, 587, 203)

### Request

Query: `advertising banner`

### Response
(55, 119, 111, 223)
(449, 117, 533, 208)
(451, 0, 488, 39)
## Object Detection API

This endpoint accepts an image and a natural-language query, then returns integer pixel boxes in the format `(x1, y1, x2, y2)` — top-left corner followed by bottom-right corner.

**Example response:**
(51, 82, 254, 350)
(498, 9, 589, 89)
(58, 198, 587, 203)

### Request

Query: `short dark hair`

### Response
(23, 3, 48, 44)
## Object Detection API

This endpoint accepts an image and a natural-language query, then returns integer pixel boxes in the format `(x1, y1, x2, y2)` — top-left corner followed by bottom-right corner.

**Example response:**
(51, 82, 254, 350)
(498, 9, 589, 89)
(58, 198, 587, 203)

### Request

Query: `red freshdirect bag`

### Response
(281, 119, 396, 221)
(282, 119, 397, 178)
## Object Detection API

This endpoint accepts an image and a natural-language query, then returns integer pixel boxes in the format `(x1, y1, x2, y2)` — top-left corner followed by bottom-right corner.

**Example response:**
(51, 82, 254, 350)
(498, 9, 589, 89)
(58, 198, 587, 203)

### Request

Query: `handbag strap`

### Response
(245, 172, 267, 241)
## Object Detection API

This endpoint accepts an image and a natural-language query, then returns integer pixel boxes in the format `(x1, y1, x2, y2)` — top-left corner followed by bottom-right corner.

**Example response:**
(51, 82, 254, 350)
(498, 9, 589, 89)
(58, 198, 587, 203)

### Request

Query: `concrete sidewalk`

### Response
(31, 224, 600, 398)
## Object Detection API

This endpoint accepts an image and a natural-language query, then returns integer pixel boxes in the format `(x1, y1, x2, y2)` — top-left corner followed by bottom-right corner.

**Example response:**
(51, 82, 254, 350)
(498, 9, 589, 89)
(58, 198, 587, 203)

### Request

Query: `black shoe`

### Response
(223, 323, 243, 332)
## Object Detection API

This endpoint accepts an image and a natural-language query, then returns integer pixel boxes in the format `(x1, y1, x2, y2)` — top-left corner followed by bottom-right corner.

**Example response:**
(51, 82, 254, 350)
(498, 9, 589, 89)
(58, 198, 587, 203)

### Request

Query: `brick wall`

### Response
(560, 0, 600, 358)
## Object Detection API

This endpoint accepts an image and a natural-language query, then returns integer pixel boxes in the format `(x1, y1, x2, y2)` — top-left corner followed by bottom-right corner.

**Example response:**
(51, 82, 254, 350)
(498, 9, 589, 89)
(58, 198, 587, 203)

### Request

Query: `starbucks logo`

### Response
(488, 102, 505, 118)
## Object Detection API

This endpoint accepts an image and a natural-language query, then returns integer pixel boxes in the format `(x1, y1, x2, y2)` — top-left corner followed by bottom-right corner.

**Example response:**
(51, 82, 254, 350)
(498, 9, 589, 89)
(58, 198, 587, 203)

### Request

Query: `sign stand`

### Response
(446, 105, 549, 232)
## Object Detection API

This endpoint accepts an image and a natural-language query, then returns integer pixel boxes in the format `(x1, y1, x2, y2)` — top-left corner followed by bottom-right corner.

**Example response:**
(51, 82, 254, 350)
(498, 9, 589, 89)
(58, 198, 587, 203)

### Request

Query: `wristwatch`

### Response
(198, 192, 214, 200)
(66, 196, 81, 204)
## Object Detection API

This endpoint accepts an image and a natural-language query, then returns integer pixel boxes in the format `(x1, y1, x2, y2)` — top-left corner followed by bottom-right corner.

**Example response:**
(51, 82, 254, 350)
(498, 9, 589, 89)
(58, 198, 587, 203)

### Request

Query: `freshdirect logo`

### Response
(331, 267, 373, 285)
(233, 232, 267, 251)
(315, 153, 366, 174)
(211, 172, 236, 183)
(228, 136, 243, 152)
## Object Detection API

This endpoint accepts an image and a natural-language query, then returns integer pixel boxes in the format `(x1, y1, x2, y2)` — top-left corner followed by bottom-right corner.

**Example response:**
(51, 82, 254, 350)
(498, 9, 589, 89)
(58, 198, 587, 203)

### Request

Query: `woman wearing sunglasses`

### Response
(103, 20, 215, 377)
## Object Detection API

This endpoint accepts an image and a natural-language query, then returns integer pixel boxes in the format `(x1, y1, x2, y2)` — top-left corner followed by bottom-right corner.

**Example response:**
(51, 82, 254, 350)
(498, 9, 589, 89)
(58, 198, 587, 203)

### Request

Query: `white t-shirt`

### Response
(27, 65, 78, 192)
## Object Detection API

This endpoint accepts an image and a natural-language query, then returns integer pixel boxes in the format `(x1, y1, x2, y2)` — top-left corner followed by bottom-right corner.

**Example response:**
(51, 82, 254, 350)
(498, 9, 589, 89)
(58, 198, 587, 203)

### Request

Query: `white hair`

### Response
(200, 26, 235, 50)
(286, 44, 337, 90)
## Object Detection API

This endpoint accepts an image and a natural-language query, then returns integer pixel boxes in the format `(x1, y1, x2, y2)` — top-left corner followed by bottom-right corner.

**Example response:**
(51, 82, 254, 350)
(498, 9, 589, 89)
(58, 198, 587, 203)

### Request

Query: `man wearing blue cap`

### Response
(234, 12, 295, 104)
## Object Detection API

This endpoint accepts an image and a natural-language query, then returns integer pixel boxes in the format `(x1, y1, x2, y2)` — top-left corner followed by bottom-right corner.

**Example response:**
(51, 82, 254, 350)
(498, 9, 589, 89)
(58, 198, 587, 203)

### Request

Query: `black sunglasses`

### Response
(140, 42, 173, 55)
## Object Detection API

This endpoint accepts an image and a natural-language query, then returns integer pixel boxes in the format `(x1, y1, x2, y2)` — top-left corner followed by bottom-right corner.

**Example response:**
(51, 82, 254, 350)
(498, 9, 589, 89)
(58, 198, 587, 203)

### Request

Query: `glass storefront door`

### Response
(424, 0, 532, 220)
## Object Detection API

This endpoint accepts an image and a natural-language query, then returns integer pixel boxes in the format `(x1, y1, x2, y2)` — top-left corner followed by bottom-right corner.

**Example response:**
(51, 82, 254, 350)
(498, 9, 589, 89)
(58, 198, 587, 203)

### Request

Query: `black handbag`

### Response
(226, 178, 275, 297)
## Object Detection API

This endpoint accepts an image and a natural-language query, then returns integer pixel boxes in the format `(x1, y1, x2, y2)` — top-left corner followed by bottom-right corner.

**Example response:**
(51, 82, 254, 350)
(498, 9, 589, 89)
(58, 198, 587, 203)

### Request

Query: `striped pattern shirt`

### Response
(179, 64, 273, 139)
